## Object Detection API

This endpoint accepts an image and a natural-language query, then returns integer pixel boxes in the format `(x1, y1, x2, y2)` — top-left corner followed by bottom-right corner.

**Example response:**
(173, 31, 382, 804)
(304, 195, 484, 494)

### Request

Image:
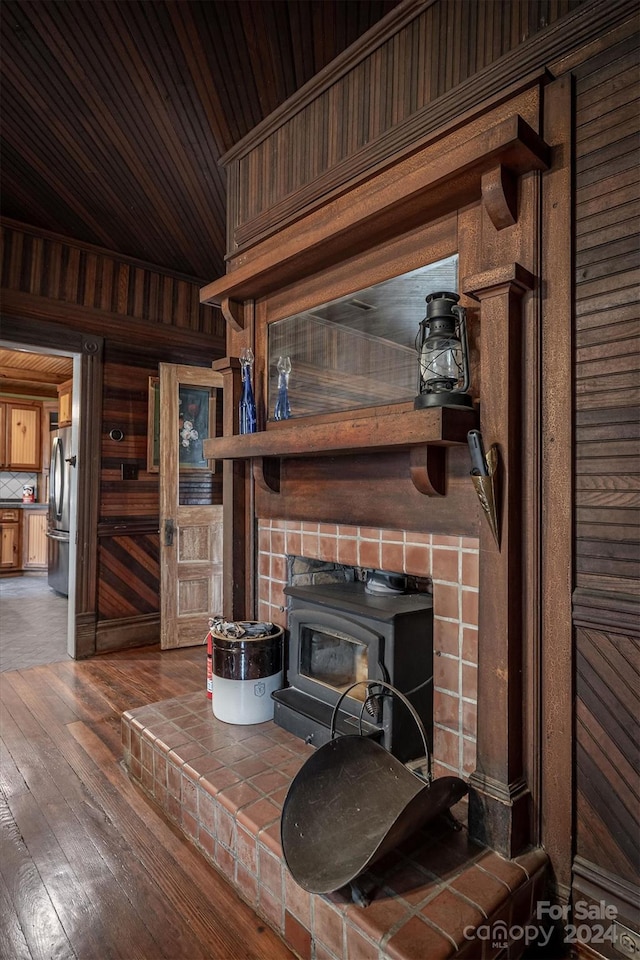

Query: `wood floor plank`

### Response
(1, 679, 128, 958)
(3, 671, 213, 960)
(0, 789, 76, 960)
(71, 795, 213, 960)
(0, 735, 29, 801)
(7, 789, 122, 960)
(0, 649, 293, 960)
(1, 675, 88, 807)
(0, 866, 32, 960)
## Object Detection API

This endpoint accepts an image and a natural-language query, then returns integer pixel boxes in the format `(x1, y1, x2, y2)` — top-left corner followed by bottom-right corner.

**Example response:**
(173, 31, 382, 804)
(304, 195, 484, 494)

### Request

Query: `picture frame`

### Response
(178, 384, 212, 469)
(147, 376, 216, 473)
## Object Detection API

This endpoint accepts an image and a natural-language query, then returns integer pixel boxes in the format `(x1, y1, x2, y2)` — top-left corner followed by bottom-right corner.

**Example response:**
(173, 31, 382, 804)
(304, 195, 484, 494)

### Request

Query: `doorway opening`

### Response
(0, 341, 81, 668)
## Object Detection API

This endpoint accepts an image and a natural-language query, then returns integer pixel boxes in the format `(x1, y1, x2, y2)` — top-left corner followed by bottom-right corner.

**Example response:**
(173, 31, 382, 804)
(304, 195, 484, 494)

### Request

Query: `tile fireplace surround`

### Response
(122, 695, 548, 960)
(258, 519, 479, 781)
(122, 520, 549, 960)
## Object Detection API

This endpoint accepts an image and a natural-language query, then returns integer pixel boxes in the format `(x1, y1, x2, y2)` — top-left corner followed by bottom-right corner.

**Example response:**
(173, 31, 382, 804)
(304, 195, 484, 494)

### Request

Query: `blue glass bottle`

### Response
(239, 348, 257, 434)
(274, 356, 291, 421)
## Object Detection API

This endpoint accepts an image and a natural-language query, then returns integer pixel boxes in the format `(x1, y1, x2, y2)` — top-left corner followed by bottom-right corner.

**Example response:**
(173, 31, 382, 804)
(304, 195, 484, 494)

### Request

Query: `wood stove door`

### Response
(287, 609, 385, 719)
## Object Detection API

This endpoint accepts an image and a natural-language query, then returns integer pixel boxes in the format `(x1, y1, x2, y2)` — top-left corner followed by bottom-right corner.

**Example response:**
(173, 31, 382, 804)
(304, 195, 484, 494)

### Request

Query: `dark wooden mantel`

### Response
(203, 405, 477, 497)
(201, 113, 550, 327)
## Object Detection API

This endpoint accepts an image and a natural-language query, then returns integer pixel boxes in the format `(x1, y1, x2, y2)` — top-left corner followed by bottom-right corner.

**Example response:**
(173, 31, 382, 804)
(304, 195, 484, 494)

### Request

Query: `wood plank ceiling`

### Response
(0, 345, 74, 399)
(0, 0, 400, 282)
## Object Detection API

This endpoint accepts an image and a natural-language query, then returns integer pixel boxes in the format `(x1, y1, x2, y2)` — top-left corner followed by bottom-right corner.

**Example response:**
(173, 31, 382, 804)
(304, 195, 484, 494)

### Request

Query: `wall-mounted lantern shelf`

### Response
(202, 405, 478, 496)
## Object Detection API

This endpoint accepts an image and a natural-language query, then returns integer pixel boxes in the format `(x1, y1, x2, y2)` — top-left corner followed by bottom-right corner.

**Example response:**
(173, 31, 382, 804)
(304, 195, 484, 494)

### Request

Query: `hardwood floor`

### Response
(0, 645, 294, 960)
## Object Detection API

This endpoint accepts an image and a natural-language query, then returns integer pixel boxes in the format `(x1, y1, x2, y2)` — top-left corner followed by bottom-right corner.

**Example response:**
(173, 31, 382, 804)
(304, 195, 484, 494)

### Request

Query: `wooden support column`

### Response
(212, 356, 249, 620)
(463, 263, 534, 858)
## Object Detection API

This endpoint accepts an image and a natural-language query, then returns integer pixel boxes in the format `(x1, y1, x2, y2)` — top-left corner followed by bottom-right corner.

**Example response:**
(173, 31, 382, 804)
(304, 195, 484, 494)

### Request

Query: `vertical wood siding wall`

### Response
(225, 0, 583, 254)
(1, 220, 224, 335)
(101, 350, 160, 518)
(573, 30, 640, 888)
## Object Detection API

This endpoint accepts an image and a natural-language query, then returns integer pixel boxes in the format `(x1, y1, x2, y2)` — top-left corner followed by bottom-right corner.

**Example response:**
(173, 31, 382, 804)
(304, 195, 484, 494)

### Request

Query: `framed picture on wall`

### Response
(147, 376, 215, 472)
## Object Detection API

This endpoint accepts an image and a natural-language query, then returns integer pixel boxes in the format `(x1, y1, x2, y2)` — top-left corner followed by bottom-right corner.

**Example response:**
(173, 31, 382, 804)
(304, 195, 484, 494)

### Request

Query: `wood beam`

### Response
(1, 289, 225, 359)
(0, 366, 68, 385)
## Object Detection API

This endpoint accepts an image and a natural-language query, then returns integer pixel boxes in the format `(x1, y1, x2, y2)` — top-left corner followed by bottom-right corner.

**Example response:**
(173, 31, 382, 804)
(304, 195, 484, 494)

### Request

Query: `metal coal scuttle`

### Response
(280, 681, 468, 901)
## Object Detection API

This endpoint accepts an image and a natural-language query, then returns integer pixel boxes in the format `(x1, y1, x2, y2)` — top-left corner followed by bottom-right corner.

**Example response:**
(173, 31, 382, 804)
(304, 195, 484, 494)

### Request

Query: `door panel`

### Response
(159, 363, 225, 649)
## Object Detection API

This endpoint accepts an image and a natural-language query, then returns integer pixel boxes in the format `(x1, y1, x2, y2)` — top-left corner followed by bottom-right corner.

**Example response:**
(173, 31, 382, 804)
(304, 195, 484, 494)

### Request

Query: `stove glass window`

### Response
(299, 624, 368, 701)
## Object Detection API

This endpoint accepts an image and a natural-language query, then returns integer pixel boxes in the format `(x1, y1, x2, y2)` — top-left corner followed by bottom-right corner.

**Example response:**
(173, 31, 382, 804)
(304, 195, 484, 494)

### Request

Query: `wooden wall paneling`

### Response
(97, 526, 160, 622)
(2, 288, 224, 365)
(538, 75, 574, 899)
(574, 29, 640, 602)
(203, 90, 549, 312)
(1, 220, 225, 340)
(570, 16, 640, 930)
(575, 626, 639, 884)
(101, 356, 159, 520)
(221, 0, 639, 258)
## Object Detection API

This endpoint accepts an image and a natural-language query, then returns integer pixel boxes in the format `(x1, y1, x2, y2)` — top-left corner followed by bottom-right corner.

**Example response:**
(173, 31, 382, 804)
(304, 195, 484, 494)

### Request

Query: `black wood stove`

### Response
(271, 581, 433, 763)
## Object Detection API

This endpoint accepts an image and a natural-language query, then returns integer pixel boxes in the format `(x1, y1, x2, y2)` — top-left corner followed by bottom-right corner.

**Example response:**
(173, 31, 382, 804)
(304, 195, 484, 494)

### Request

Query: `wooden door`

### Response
(159, 363, 224, 649)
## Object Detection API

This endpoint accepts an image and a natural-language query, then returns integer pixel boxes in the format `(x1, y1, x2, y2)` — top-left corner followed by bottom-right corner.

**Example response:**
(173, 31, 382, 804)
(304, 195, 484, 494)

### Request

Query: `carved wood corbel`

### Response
(221, 296, 245, 332)
(481, 164, 518, 230)
(409, 446, 446, 497)
(252, 457, 280, 494)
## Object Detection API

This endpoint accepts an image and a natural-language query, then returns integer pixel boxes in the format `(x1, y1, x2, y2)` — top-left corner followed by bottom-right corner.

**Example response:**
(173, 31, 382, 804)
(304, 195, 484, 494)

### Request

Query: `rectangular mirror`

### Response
(267, 255, 458, 420)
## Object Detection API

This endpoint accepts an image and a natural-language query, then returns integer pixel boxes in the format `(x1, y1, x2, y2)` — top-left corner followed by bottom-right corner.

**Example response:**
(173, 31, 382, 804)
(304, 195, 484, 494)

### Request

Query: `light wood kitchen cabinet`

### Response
(0, 400, 42, 470)
(23, 508, 48, 569)
(57, 379, 73, 427)
(41, 400, 58, 472)
(0, 508, 21, 571)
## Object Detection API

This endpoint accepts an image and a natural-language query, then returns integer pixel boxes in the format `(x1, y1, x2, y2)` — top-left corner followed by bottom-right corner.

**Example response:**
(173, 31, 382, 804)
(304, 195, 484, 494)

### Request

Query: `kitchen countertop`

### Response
(0, 501, 48, 510)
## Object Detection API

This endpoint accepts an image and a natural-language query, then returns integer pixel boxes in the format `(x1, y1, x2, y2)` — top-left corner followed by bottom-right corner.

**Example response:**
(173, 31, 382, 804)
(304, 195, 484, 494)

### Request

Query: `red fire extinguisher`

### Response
(206, 631, 213, 699)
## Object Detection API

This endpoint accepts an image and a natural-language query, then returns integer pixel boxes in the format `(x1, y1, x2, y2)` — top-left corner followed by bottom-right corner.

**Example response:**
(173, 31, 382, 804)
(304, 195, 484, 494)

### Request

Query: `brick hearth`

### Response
(122, 692, 548, 960)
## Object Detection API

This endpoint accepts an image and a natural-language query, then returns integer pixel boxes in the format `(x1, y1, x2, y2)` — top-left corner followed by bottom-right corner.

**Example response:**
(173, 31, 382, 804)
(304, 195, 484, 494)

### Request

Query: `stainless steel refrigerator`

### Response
(47, 426, 72, 596)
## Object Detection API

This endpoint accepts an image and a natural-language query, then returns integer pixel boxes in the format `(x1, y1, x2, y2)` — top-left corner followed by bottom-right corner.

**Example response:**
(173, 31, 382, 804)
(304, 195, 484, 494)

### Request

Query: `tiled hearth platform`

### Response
(122, 692, 548, 960)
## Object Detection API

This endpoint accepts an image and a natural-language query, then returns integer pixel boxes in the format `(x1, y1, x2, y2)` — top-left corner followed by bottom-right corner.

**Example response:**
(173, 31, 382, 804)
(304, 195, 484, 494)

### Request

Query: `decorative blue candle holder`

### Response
(274, 356, 292, 421)
(239, 347, 257, 434)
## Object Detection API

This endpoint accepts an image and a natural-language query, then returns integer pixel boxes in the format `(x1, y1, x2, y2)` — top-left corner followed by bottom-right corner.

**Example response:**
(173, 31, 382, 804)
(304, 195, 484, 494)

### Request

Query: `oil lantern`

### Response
(414, 291, 472, 409)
